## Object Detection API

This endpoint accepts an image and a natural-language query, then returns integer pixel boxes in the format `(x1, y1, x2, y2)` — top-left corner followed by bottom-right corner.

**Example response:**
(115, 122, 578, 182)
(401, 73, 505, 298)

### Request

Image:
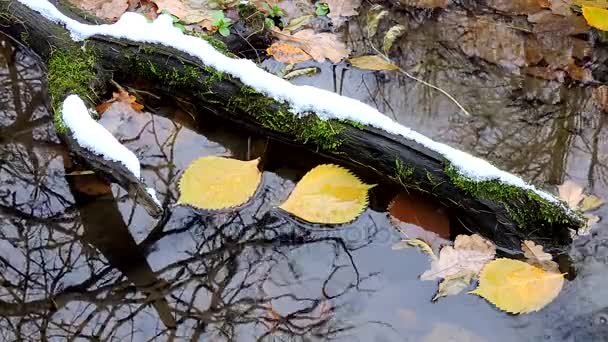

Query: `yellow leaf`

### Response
(433, 271, 474, 301)
(575, 0, 608, 9)
(382, 25, 406, 55)
(279, 164, 373, 224)
(579, 194, 604, 211)
(348, 55, 399, 71)
(267, 43, 312, 64)
(470, 258, 564, 314)
(178, 156, 261, 209)
(583, 6, 608, 31)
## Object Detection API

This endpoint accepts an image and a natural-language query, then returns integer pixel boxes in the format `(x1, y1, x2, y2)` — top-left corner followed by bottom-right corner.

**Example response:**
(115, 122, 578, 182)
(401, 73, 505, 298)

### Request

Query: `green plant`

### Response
(212, 10, 233, 37)
(267, 4, 285, 18)
(315, 2, 329, 16)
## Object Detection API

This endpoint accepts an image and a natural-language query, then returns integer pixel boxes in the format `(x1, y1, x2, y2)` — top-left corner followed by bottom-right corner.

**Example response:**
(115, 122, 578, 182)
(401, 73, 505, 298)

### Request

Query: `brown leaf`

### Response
(272, 28, 349, 63)
(486, 0, 544, 15)
(68, 0, 128, 21)
(267, 43, 312, 64)
(420, 234, 496, 281)
(97, 89, 144, 115)
(399, 0, 451, 9)
(521, 240, 559, 272)
(154, 0, 213, 25)
(325, 0, 361, 27)
(349, 55, 399, 71)
(557, 180, 584, 208)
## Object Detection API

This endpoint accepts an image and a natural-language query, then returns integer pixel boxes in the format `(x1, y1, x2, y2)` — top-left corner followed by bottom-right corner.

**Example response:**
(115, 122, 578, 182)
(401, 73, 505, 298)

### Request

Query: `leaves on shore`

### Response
(279, 164, 373, 224)
(470, 258, 564, 314)
(96, 89, 144, 115)
(178, 157, 262, 210)
(271, 29, 349, 63)
(68, 0, 129, 21)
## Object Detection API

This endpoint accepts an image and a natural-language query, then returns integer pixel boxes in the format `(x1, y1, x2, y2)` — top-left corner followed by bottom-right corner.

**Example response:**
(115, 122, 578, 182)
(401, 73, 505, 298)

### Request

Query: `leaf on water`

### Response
(272, 28, 350, 63)
(366, 5, 389, 38)
(325, 0, 362, 27)
(433, 271, 474, 301)
(579, 194, 605, 211)
(470, 258, 564, 314)
(178, 156, 261, 210)
(284, 15, 315, 31)
(583, 6, 608, 31)
(420, 234, 495, 281)
(557, 180, 584, 208)
(579, 213, 601, 235)
(392, 239, 437, 260)
(382, 25, 407, 55)
(521, 240, 558, 272)
(267, 43, 312, 64)
(348, 55, 399, 71)
(283, 67, 319, 80)
(96, 89, 144, 115)
(279, 164, 373, 224)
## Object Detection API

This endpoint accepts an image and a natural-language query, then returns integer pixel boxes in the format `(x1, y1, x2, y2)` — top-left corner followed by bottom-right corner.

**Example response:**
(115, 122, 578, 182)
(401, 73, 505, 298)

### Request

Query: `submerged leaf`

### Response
(470, 258, 564, 314)
(392, 239, 437, 260)
(420, 234, 495, 281)
(178, 156, 261, 209)
(433, 271, 474, 301)
(279, 164, 373, 224)
(348, 55, 399, 71)
(583, 6, 608, 31)
(382, 25, 406, 55)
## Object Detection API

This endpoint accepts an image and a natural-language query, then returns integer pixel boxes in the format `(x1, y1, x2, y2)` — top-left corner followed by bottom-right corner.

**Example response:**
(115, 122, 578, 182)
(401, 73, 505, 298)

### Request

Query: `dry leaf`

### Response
(579, 195, 604, 211)
(433, 271, 474, 301)
(400, 0, 451, 8)
(392, 239, 437, 260)
(420, 234, 495, 281)
(583, 6, 608, 31)
(382, 25, 406, 55)
(279, 164, 373, 224)
(284, 15, 314, 31)
(267, 43, 312, 64)
(470, 258, 564, 314)
(283, 67, 319, 80)
(522, 240, 558, 272)
(154, 0, 213, 25)
(592, 85, 608, 113)
(575, 0, 608, 9)
(348, 55, 399, 71)
(68, 0, 128, 21)
(178, 156, 261, 209)
(557, 180, 584, 208)
(272, 28, 349, 63)
(325, 0, 361, 27)
(579, 213, 600, 235)
(97, 89, 144, 115)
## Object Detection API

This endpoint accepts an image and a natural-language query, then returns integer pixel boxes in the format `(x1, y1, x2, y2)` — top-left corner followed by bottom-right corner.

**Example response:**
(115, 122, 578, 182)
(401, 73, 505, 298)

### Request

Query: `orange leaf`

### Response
(97, 89, 145, 115)
(267, 43, 312, 64)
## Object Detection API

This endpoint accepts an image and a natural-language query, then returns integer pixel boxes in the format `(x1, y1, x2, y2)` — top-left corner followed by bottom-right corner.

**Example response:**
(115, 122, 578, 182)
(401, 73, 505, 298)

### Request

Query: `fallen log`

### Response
(0, 0, 584, 253)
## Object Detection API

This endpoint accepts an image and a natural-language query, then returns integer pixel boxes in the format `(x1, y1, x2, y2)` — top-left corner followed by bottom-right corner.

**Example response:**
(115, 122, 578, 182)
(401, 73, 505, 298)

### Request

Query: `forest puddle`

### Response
(2, 4, 608, 340)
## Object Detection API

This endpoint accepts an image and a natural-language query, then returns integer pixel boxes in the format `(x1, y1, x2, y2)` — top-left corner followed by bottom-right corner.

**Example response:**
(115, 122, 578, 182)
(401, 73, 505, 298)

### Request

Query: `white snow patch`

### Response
(62, 95, 141, 178)
(23, 0, 561, 204)
(146, 187, 162, 207)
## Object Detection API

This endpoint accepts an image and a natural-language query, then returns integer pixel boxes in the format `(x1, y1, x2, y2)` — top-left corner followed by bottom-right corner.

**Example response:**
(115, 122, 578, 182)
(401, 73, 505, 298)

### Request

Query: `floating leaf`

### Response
(433, 271, 474, 301)
(579, 213, 601, 235)
(267, 43, 312, 64)
(420, 234, 495, 281)
(279, 164, 373, 224)
(178, 156, 261, 210)
(557, 180, 584, 209)
(579, 195, 604, 212)
(272, 28, 349, 63)
(382, 25, 406, 55)
(470, 258, 564, 314)
(392, 239, 437, 260)
(522, 240, 558, 272)
(348, 55, 399, 71)
(366, 5, 388, 38)
(583, 6, 608, 31)
(283, 67, 319, 80)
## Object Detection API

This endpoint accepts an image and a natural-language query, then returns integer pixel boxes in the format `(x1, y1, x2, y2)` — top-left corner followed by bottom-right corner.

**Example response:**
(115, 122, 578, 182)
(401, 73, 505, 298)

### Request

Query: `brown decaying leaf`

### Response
(593, 85, 608, 113)
(272, 28, 349, 63)
(557, 180, 584, 209)
(420, 234, 495, 281)
(382, 25, 406, 55)
(400, 0, 451, 9)
(154, 0, 214, 26)
(68, 0, 129, 21)
(485, 0, 544, 15)
(522, 240, 558, 272)
(388, 192, 451, 239)
(433, 271, 474, 301)
(97, 89, 144, 115)
(325, 0, 362, 27)
(392, 238, 437, 260)
(348, 55, 399, 71)
(267, 43, 312, 64)
(366, 5, 389, 38)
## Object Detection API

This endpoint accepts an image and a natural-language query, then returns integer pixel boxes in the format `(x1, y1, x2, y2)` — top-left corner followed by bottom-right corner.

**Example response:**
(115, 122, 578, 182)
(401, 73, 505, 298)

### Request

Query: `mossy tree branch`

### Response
(0, 0, 584, 252)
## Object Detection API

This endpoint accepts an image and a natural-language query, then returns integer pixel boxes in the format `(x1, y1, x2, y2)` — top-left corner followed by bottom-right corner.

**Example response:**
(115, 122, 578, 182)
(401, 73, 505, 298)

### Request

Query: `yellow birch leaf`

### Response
(348, 55, 399, 71)
(583, 6, 608, 31)
(178, 156, 261, 210)
(470, 258, 564, 314)
(279, 164, 374, 224)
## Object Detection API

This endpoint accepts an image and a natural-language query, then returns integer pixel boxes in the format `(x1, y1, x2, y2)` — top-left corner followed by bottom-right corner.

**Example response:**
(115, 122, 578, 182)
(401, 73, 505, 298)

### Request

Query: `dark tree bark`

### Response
(0, 0, 584, 253)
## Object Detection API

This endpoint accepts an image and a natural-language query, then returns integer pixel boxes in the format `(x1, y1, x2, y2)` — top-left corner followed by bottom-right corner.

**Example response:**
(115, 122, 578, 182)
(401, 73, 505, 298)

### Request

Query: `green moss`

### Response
(342, 119, 364, 129)
(186, 31, 232, 56)
(444, 162, 583, 231)
(47, 47, 97, 133)
(228, 85, 345, 150)
(394, 159, 414, 185)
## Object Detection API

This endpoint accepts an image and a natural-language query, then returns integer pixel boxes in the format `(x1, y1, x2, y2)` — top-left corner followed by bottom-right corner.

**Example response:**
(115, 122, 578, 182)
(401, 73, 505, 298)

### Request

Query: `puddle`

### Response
(2, 7, 608, 339)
